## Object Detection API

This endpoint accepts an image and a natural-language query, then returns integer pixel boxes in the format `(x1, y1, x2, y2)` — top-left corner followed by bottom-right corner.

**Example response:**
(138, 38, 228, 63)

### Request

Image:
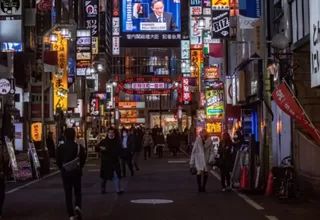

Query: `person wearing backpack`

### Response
(56, 128, 86, 220)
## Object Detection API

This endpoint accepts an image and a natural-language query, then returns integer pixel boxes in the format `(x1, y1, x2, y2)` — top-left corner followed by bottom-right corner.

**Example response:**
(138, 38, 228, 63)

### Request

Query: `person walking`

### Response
(0, 140, 9, 219)
(218, 132, 234, 192)
(170, 129, 180, 156)
(120, 129, 135, 177)
(155, 131, 165, 158)
(142, 130, 154, 160)
(95, 128, 123, 195)
(132, 128, 142, 170)
(190, 130, 214, 193)
(56, 128, 86, 220)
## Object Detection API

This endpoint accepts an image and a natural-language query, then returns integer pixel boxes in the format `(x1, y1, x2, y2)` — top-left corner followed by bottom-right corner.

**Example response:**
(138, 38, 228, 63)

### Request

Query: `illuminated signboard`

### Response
(76, 29, 92, 76)
(119, 110, 138, 118)
(89, 97, 100, 116)
(51, 33, 68, 111)
(204, 66, 219, 79)
(121, 0, 181, 41)
(190, 50, 202, 77)
(206, 89, 224, 119)
(31, 122, 42, 142)
(84, 0, 99, 54)
(206, 121, 222, 134)
(118, 102, 137, 108)
(212, 0, 230, 10)
(132, 82, 165, 89)
(182, 78, 191, 104)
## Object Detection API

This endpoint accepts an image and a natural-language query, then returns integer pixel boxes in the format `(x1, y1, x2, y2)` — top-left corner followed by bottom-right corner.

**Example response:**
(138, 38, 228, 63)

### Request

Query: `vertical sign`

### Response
(112, 17, 120, 35)
(112, 37, 120, 55)
(112, 0, 120, 55)
(181, 40, 190, 76)
(211, 0, 230, 39)
(51, 33, 68, 111)
(76, 29, 92, 76)
(190, 50, 202, 77)
(84, 0, 99, 55)
(89, 97, 100, 116)
(182, 78, 191, 104)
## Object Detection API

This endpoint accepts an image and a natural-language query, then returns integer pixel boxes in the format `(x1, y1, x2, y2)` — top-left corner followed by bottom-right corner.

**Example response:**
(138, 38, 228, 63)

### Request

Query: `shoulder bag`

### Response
(63, 144, 80, 172)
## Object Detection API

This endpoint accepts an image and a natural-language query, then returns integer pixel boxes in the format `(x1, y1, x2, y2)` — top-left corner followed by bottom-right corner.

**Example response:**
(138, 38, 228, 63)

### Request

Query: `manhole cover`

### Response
(130, 199, 173, 204)
(168, 160, 187, 164)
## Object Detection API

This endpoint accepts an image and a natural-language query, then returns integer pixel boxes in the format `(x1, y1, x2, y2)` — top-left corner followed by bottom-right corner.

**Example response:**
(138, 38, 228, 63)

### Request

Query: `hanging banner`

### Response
(190, 50, 202, 77)
(52, 33, 68, 111)
(211, 10, 230, 38)
(182, 78, 191, 104)
(272, 82, 320, 144)
(84, 0, 99, 54)
(206, 89, 224, 119)
(239, 0, 261, 29)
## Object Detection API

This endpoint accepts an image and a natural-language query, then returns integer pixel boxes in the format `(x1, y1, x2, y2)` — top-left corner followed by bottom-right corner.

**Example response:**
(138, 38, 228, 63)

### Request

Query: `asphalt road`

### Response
(3, 150, 320, 220)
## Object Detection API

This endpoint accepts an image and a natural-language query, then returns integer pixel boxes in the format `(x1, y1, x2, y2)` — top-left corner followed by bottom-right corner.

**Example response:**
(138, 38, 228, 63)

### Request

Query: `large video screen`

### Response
(122, 0, 181, 32)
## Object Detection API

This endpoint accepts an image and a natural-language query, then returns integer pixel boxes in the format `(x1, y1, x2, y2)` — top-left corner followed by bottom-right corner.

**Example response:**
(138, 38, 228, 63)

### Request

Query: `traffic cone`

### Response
(265, 170, 274, 196)
(240, 167, 247, 189)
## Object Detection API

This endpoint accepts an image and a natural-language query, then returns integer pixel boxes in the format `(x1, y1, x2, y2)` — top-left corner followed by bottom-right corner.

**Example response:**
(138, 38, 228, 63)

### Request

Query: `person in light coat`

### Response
(190, 130, 213, 192)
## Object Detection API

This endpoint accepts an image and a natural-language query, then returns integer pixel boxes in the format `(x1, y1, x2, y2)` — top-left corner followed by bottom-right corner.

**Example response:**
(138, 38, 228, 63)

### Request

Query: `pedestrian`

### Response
(120, 129, 135, 177)
(0, 140, 9, 219)
(170, 129, 180, 156)
(218, 132, 234, 192)
(142, 129, 154, 160)
(56, 128, 86, 220)
(155, 131, 165, 158)
(190, 130, 214, 193)
(132, 128, 143, 170)
(46, 132, 56, 169)
(95, 127, 123, 195)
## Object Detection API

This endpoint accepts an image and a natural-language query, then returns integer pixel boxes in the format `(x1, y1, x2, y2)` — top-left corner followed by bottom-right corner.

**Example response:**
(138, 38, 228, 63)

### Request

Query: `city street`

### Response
(3, 151, 320, 220)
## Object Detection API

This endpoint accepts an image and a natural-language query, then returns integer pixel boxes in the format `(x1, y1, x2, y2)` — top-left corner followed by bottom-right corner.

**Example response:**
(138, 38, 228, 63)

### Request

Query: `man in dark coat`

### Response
(95, 128, 123, 195)
(0, 141, 9, 218)
(132, 128, 143, 171)
(120, 129, 135, 177)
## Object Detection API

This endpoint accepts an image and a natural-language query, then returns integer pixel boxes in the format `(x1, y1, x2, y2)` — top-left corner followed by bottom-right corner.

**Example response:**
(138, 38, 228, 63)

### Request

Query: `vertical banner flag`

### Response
(51, 33, 68, 111)
(84, 0, 99, 54)
(272, 82, 320, 144)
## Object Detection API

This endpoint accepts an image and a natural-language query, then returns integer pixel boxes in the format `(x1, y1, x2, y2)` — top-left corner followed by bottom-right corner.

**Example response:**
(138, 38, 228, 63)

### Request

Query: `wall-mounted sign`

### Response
(118, 102, 137, 108)
(310, 0, 320, 88)
(181, 40, 190, 59)
(120, 118, 137, 123)
(132, 82, 165, 89)
(52, 33, 68, 111)
(112, 36, 120, 55)
(89, 97, 99, 116)
(182, 78, 191, 104)
(211, 10, 230, 38)
(112, 17, 120, 35)
(211, 0, 230, 10)
(31, 122, 42, 142)
(203, 0, 211, 8)
(1, 42, 22, 52)
(225, 77, 232, 104)
(206, 121, 223, 133)
(190, 0, 202, 6)
(190, 6, 202, 16)
(0, 0, 22, 16)
(0, 78, 15, 95)
(84, 0, 99, 54)
(190, 49, 202, 77)
(113, 0, 120, 16)
(76, 29, 92, 76)
(204, 80, 223, 89)
(190, 17, 203, 48)
(119, 109, 138, 118)
(204, 66, 220, 79)
(206, 89, 224, 119)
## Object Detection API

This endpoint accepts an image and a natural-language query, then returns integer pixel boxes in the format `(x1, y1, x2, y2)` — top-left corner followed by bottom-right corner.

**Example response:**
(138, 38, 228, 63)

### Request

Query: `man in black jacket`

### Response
(56, 128, 86, 220)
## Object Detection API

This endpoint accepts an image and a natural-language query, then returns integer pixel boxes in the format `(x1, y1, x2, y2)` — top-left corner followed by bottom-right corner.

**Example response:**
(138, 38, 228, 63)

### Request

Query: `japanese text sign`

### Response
(204, 66, 220, 79)
(182, 78, 191, 103)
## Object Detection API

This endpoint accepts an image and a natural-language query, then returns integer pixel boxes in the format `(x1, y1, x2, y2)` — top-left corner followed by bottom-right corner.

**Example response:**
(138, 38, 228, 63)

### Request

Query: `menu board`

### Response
(28, 141, 41, 179)
(5, 136, 19, 180)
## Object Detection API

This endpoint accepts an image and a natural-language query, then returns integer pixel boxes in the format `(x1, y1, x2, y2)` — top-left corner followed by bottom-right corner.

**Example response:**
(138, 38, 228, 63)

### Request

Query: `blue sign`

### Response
(190, 0, 201, 6)
(68, 58, 75, 77)
(122, 0, 181, 32)
(239, 0, 261, 18)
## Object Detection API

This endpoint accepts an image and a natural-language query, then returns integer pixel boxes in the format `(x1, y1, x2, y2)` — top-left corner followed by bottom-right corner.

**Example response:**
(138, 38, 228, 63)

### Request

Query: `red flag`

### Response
(272, 82, 320, 145)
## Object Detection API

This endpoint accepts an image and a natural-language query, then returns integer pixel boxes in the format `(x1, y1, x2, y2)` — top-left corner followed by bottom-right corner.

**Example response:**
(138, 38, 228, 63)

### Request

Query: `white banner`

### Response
(112, 37, 120, 55)
(140, 22, 167, 31)
(112, 17, 120, 35)
(239, 15, 258, 29)
(181, 40, 190, 59)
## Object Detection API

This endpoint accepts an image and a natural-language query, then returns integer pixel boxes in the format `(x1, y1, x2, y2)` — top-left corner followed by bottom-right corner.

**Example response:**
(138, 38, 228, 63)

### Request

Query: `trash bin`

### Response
(36, 149, 50, 176)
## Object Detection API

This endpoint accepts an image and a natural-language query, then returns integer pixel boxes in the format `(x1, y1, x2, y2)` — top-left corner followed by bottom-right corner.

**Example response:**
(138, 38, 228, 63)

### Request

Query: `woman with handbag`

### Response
(190, 130, 213, 193)
(218, 132, 234, 192)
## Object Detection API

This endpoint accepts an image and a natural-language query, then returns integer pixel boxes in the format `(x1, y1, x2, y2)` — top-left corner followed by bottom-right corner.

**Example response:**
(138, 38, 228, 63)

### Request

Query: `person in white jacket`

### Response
(190, 130, 214, 192)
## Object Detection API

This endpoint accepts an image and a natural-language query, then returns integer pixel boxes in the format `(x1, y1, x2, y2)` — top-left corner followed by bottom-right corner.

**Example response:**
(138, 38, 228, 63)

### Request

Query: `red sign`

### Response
(37, 0, 52, 11)
(182, 78, 191, 102)
(132, 83, 165, 89)
(204, 67, 219, 79)
(272, 82, 320, 144)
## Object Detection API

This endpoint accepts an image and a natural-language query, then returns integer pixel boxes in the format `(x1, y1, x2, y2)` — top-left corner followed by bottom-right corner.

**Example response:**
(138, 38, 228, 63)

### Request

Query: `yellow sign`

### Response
(31, 122, 42, 142)
(92, 37, 99, 55)
(212, 0, 230, 8)
(52, 33, 68, 111)
(190, 49, 202, 78)
(206, 121, 223, 134)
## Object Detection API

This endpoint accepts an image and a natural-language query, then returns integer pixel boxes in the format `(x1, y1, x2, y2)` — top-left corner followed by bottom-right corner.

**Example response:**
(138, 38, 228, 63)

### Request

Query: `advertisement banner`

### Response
(84, 0, 99, 54)
(190, 6, 202, 16)
(190, 49, 202, 77)
(206, 89, 224, 119)
(182, 78, 191, 103)
(206, 121, 223, 134)
(181, 40, 190, 59)
(204, 66, 219, 79)
(225, 77, 233, 104)
(122, 0, 180, 32)
(211, 10, 230, 38)
(112, 17, 120, 35)
(0, 0, 22, 16)
(89, 97, 100, 116)
(190, 16, 203, 48)
(51, 33, 68, 111)
(272, 82, 320, 144)
(76, 30, 92, 76)
(112, 36, 120, 55)
(212, 0, 229, 10)
(310, 0, 320, 88)
(239, 0, 261, 29)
